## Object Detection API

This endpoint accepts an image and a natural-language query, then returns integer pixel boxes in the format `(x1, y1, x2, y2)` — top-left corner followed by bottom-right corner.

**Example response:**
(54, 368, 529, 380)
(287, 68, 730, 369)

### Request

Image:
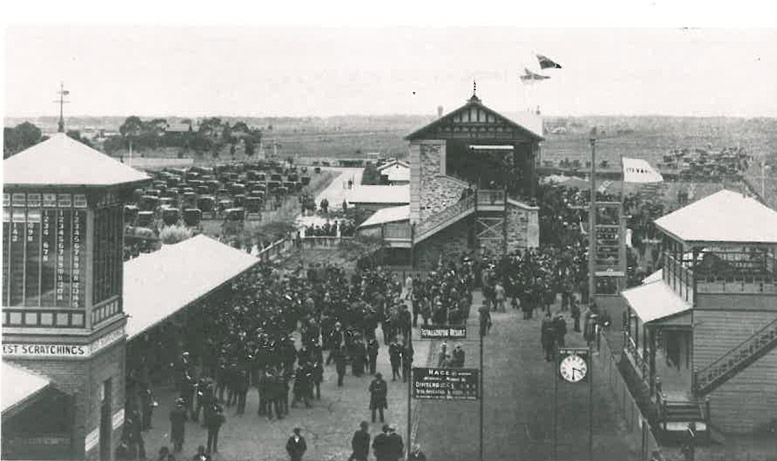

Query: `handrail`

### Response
(476, 189, 506, 206)
(695, 316, 777, 393)
(416, 194, 475, 239)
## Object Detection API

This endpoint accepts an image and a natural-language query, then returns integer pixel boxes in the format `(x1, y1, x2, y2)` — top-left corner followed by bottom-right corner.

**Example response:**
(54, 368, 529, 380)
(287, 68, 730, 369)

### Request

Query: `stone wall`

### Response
(409, 141, 467, 223)
(506, 200, 539, 252)
(415, 218, 472, 270)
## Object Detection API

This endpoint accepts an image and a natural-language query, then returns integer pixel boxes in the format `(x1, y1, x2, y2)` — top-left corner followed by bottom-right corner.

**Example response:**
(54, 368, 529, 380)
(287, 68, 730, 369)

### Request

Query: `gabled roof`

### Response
(124, 235, 259, 339)
(1, 362, 51, 415)
(346, 185, 410, 205)
(622, 280, 692, 324)
(405, 95, 544, 142)
(4, 133, 150, 187)
(377, 160, 409, 172)
(654, 189, 777, 244)
(359, 205, 410, 228)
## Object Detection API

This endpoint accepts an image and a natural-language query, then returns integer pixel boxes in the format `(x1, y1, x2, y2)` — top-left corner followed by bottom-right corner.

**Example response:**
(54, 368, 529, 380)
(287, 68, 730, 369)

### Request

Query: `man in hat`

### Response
(388, 339, 402, 381)
(169, 398, 187, 453)
(367, 337, 380, 375)
(479, 304, 492, 337)
(327, 322, 344, 365)
(286, 427, 307, 461)
(554, 314, 568, 348)
(349, 421, 371, 461)
(541, 311, 556, 361)
(372, 424, 390, 461)
(334, 345, 347, 387)
(205, 404, 225, 454)
(401, 340, 414, 383)
(369, 372, 388, 423)
(385, 425, 404, 461)
(452, 344, 465, 368)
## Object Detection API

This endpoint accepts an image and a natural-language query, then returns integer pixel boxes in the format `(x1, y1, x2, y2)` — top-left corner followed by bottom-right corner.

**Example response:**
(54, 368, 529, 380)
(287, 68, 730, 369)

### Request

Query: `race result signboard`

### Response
(412, 367, 479, 400)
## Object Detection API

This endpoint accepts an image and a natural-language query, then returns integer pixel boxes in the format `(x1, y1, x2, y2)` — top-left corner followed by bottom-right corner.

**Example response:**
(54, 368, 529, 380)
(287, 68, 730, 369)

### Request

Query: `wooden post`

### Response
(588, 128, 598, 309)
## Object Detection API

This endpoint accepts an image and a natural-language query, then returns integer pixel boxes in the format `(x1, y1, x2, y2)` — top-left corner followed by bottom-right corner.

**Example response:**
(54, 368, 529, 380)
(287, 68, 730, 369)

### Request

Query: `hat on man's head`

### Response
(293, 427, 302, 434)
(382, 424, 390, 432)
(360, 421, 369, 429)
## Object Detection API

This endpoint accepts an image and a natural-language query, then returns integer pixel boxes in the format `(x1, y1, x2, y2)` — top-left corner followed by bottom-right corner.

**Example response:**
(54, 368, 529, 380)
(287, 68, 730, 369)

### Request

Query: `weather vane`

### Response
(54, 82, 70, 133)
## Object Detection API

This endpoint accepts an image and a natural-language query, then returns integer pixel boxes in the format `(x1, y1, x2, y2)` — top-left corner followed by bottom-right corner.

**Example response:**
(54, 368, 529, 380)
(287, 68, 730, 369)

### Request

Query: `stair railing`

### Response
(695, 317, 777, 394)
(416, 194, 475, 240)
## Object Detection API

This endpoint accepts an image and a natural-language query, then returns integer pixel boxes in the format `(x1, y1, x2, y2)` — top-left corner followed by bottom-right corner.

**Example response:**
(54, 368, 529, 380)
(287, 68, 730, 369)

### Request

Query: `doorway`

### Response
(99, 378, 112, 460)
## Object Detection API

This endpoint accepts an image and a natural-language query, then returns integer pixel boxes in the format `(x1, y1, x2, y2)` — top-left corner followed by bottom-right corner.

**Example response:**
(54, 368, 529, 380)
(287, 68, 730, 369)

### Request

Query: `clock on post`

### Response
(558, 348, 590, 383)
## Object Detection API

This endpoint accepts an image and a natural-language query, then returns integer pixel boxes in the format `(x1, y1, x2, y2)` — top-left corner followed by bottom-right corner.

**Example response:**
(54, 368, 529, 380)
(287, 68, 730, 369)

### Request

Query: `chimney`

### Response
(437, 106, 443, 119)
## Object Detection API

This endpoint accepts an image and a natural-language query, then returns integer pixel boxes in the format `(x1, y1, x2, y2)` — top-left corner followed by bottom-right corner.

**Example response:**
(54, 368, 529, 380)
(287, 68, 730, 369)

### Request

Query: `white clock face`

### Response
(559, 354, 588, 383)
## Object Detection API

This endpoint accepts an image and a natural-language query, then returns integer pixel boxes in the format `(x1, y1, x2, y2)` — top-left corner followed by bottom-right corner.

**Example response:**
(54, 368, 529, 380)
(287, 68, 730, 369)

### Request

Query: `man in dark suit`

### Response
(369, 373, 388, 423)
(349, 421, 370, 461)
(286, 427, 307, 461)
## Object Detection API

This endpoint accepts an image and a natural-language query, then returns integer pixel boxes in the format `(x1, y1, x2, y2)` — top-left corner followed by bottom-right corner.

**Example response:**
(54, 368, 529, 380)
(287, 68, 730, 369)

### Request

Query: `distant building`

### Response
(357, 90, 542, 269)
(377, 160, 410, 186)
(346, 185, 409, 213)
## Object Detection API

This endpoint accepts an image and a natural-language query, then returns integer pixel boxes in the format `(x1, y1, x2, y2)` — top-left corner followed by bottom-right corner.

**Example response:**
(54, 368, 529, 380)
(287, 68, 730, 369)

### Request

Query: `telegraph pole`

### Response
(588, 128, 598, 308)
(54, 82, 70, 133)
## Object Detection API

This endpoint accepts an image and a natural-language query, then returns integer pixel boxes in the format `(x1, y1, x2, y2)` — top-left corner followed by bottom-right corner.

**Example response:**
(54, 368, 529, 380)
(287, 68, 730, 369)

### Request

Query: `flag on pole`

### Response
(622, 157, 664, 183)
(62, 90, 70, 95)
(519, 67, 550, 83)
(537, 54, 562, 69)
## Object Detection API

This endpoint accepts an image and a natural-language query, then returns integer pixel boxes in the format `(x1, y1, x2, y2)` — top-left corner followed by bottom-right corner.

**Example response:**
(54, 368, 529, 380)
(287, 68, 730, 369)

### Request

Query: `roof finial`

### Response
(469, 80, 481, 103)
(54, 82, 70, 133)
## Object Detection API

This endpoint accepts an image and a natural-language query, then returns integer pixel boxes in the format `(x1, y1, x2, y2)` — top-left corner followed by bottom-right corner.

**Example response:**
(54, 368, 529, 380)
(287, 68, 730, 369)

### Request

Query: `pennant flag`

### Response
(622, 157, 664, 183)
(519, 67, 550, 82)
(537, 54, 562, 69)
(63, 90, 70, 95)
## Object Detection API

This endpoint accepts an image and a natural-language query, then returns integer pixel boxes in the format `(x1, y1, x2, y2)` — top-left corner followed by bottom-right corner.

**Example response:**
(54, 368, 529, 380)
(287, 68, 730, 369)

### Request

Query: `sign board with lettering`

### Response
(420, 325, 467, 339)
(412, 367, 479, 400)
(2, 326, 125, 359)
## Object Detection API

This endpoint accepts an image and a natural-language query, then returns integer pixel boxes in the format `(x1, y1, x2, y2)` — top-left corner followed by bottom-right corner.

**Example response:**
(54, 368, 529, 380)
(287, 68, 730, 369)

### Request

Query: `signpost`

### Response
(411, 322, 482, 460)
(412, 368, 479, 400)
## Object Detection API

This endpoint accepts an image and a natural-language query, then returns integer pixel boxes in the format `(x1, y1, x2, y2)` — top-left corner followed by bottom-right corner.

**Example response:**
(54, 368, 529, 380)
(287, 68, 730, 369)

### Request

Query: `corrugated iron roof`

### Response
(655, 189, 777, 244)
(1, 362, 51, 414)
(359, 205, 410, 228)
(347, 185, 410, 205)
(4, 133, 150, 187)
(622, 280, 692, 324)
(123, 235, 259, 339)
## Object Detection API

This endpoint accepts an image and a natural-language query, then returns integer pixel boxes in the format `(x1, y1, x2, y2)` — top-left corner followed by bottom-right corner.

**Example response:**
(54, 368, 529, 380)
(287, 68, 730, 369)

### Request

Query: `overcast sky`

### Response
(4, 26, 777, 118)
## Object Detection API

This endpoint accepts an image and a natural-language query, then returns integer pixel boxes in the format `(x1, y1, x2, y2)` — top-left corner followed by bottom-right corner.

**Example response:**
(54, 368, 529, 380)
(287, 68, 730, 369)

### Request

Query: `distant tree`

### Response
(120, 116, 144, 150)
(199, 117, 223, 138)
(244, 138, 255, 157)
(103, 135, 125, 154)
(3, 122, 43, 158)
(66, 130, 94, 148)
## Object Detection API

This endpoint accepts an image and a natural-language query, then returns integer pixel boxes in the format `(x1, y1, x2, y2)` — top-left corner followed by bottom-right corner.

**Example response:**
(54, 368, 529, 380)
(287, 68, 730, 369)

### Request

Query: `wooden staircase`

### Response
(657, 394, 710, 443)
(694, 317, 777, 396)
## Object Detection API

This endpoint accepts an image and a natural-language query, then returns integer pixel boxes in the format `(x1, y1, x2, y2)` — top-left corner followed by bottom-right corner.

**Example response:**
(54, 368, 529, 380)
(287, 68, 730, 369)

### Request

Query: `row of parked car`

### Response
(124, 161, 318, 228)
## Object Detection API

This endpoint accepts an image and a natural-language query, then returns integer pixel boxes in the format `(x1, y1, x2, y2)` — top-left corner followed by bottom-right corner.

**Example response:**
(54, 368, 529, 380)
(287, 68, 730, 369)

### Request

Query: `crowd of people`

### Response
(122, 259, 475, 460)
(298, 219, 357, 239)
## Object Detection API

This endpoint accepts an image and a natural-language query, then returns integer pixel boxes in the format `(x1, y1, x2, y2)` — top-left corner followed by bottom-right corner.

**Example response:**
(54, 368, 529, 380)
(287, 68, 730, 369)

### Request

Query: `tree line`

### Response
(107, 116, 263, 158)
